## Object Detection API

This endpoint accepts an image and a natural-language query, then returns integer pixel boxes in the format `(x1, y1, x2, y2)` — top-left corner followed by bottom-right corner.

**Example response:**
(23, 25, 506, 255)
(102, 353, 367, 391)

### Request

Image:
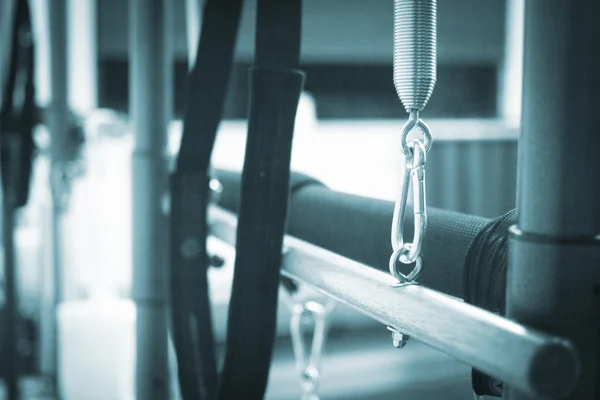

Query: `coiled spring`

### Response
(393, 0, 437, 114)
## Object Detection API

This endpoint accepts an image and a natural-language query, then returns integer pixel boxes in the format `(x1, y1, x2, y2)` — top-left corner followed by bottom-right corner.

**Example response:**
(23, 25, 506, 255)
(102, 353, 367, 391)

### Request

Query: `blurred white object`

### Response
(67, 0, 97, 115)
(57, 297, 136, 400)
(14, 222, 43, 312)
(61, 109, 133, 299)
(58, 295, 185, 400)
(71, 132, 133, 298)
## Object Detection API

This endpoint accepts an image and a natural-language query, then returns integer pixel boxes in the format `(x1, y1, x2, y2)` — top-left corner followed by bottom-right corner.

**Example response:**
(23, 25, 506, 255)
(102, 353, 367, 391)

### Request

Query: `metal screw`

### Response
(387, 326, 409, 349)
(209, 178, 223, 203)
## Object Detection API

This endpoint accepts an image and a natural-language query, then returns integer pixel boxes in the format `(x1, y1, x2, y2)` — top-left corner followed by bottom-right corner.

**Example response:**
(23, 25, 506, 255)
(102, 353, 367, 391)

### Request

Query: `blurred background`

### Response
(0, 0, 524, 398)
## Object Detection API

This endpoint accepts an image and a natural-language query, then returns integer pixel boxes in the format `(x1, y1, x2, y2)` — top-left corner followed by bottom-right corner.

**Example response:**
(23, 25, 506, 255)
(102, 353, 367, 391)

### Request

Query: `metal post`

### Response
(30, 0, 51, 108)
(129, 0, 171, 398)
(497, 0, 524, 126)
(505, 0, 600, 399)
(3, 141, 20, 400)
(67, 0, 97, 115)
(44, 0, 70, 394)
(185, 0, 203, 70)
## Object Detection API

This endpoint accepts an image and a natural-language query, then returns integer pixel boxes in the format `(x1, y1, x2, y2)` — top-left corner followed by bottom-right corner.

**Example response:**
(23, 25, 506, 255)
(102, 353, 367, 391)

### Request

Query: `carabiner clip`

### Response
(290, 300, 332, 400)
(389, 139, 428, 282)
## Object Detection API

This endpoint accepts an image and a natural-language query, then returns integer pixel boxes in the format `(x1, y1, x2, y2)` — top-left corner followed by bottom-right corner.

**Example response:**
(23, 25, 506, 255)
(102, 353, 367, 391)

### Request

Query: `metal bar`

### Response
(2, 140, 20, 400)
(497, 0, 524, 126)
(2, 199, 17, 400)
(67, 0, 97, 114)
(30, 0, 51, 108)
(185, 0, 203, 70)
(505, 0, 600, 399)
(45, 0, 70, 393)
(209, 205, 580, 399)
(129, 0, 171, 399)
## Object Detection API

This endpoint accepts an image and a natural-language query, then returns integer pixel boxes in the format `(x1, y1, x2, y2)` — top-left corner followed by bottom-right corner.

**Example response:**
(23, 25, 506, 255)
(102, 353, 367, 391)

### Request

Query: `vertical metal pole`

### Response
(130, 0, 171, 398)
(67, 0, 97, 115)
(45, 0, 70, 394)
(30, 0, 51, 108)
(185, 0, 203, 70)
(30, 0, 51, 383)
(497, 0, 524, 126)
(506, 0, 600, 399)
(3, 142, 21, 400)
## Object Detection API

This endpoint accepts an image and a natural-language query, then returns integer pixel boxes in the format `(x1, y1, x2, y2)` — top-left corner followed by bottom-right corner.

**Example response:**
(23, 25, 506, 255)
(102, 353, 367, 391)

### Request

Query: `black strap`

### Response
(0, 0, 36, 208)
(216, 0, 304, 399)
(170, 1, 242, 399)
(464, 209, 517, 397)
(0, 1, 35, 398)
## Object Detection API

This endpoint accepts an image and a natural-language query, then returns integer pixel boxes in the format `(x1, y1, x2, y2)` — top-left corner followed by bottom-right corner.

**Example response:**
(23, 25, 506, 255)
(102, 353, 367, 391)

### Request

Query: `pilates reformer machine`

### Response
(1, 0, 599, 399)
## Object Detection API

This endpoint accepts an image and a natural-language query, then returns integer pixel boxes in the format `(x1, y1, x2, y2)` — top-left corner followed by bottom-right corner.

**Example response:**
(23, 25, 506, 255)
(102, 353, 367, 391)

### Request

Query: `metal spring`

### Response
(393, 0, 437, 114)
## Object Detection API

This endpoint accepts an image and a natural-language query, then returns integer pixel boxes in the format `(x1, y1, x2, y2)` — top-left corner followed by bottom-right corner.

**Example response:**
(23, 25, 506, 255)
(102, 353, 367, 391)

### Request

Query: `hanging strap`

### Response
(0, 0, 36, 208)
(0, 1, 35, 399)
(170, 0, 242, 399)
(216, 0, 304, 398)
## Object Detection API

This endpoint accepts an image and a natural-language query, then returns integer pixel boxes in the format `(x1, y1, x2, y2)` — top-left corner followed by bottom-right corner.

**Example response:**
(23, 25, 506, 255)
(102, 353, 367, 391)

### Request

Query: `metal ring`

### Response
(400, 116, 433, 155)
(389, 246, 423, 283)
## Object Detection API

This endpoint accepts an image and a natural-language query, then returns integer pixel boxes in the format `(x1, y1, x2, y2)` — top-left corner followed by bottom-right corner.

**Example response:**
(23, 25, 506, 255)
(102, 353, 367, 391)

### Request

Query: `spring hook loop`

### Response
(389, 114, 430, 283)
(399, 112, 433, 155)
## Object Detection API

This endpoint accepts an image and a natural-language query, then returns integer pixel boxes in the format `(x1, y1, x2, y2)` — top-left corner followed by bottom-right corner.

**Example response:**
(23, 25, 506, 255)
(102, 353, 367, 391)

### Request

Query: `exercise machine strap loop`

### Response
(170, 1, 242, 399)
(0, 0, 36, 208)
(216, 0, 304, 399)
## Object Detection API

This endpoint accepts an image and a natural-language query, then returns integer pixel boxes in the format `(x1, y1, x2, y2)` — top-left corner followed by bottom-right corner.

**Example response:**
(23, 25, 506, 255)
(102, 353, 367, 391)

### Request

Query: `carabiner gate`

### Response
(389, 138, 428, 282)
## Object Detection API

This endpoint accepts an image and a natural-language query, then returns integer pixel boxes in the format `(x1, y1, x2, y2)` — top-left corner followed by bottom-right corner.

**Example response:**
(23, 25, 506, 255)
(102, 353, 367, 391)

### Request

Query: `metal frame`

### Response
(45, 0, 70, 394)
(185, 0, 203, 70)
(498, 0, 524, 126)
(129, 0, 171, 398)
(506, 1, 600, 399)
(67, 0, 97, 115)
(28, 0, 600, 398)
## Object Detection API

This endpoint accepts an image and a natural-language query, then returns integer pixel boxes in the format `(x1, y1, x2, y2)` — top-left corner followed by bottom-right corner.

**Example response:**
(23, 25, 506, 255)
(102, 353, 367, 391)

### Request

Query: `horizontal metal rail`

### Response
(209, 205, 580, 398)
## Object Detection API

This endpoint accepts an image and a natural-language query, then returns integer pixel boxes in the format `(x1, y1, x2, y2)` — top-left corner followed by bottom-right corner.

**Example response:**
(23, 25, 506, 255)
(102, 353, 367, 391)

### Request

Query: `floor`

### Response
(1, 328, 474, 400)
(266, 327, 473, 400)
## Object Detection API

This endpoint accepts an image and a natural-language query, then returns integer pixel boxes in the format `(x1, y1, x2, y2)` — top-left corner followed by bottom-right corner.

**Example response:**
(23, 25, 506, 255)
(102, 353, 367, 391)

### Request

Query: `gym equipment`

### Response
(209, 204, 579, 399)
(203, 0, 598, 397)
(388, 0, 436, 285)
(2, 0, 598, 398)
